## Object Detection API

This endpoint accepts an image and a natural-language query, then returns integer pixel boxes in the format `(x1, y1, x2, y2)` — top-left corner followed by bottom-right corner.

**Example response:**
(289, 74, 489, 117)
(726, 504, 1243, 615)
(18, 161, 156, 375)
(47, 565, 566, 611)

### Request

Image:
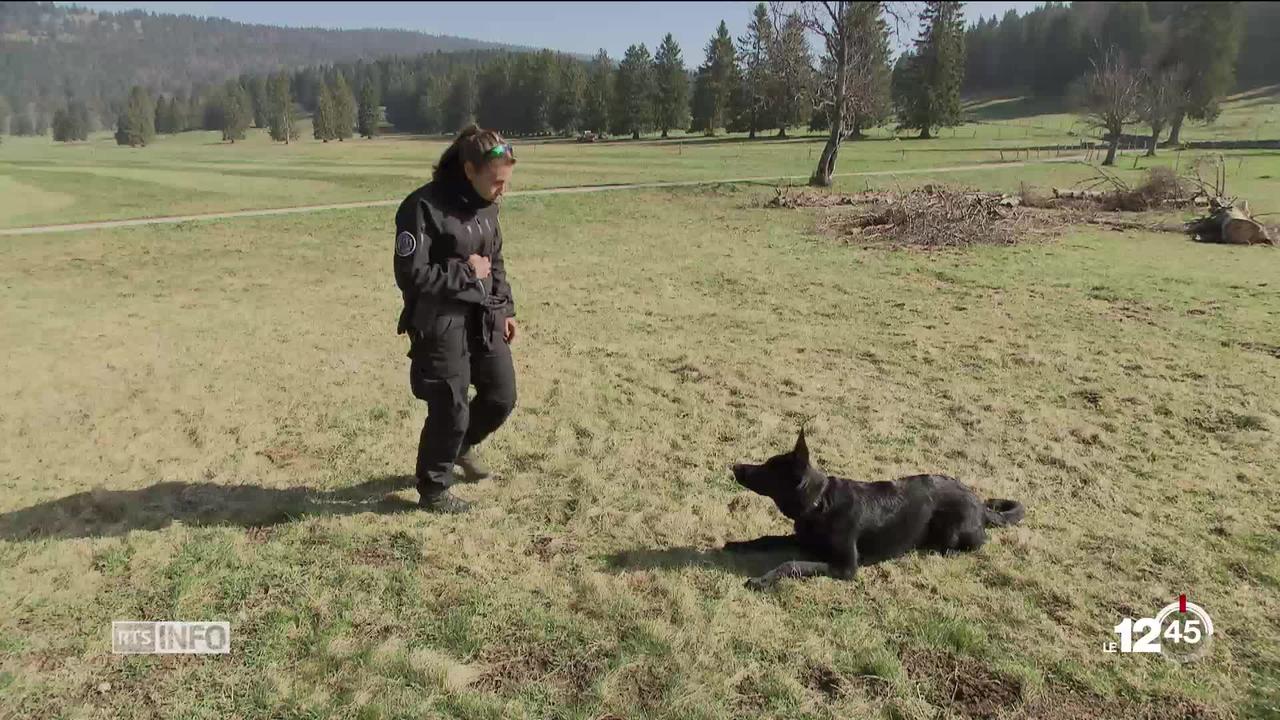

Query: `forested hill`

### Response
(0, 2, 520, 112)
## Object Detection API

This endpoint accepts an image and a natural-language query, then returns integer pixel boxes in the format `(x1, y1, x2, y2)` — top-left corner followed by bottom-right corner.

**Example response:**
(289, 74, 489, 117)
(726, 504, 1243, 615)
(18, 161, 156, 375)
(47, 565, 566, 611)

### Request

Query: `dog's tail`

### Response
(983, 498, 1025, 528)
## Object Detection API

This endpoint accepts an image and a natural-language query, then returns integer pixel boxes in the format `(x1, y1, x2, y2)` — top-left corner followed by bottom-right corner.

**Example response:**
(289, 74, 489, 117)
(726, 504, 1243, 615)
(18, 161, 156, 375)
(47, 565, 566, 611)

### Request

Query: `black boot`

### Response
(453, 448, 492, 483)
(418, 483, 472, 514)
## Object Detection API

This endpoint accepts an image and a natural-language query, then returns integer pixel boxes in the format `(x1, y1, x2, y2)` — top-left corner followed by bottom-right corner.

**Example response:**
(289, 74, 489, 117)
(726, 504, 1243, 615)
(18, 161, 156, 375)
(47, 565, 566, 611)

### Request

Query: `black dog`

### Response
(726, 430, 1024, 590)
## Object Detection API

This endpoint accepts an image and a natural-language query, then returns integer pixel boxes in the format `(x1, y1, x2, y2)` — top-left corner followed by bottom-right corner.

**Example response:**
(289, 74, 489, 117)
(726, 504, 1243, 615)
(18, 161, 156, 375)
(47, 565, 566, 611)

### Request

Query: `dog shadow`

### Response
(600, 545, 816, 579)
(0, 475, 422, 542)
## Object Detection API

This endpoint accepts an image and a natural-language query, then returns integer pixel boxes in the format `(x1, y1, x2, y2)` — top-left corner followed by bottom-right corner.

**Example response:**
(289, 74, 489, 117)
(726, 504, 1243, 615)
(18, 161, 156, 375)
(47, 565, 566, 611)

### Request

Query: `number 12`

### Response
(1114, 618, 1161, 653)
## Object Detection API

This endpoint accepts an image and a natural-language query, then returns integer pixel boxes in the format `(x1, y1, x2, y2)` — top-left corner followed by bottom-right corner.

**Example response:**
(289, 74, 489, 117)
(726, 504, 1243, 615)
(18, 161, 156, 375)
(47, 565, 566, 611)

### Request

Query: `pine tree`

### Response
(358, 81, 380, 138)
(895, 1, 965, 139)
(383, 67, 420, 132)
(1163, 2, 1243, 145)
(584, 50, 613, 135)
(267, 73, 299, 144)
(13, 112, 36, 136)
(506, 51, 555, 136)
(1033, 8, 1085, 97)
(476, 58, 511, 132)
(691, 66, 713, 134)
(332, 73, 356, 141)
(1098, 2, 1152, 68)
(737, 3, 774, 139)
(615, 43, 655, 139)
(768, 12, 812, 138)
(294, 67, 324, 112)
(443, 70, 477, 132)
(419, 89, 440, 133)
(552, 60, 585, 135)
(153, 96, 168, 134)
(314, 83, 337, 142)
(703, 21, 737, 135)
(850, 6, 892, 137)
(114, 86, 155, 147)
(52, 107, 82, 141)
(653, 34, 689, 138)
(249, 76, 270, 128)
(180, 93, 198, 133)
(162, 96, 180, 134)
(220, 82, 252, 143)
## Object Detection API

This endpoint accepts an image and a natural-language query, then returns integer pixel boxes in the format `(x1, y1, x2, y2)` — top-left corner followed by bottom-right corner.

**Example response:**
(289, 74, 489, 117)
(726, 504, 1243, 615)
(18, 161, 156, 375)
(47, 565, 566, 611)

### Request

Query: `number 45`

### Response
(1115, 618, 1202, 652)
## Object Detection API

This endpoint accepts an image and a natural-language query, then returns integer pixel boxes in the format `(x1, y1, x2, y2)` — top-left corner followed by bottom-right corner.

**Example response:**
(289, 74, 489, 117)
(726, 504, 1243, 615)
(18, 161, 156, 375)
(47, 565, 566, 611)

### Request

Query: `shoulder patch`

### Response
(395, 231, 417, 257)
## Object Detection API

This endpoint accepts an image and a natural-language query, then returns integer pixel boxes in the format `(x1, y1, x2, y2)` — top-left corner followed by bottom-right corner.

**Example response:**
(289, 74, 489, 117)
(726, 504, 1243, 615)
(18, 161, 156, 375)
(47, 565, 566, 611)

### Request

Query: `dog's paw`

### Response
(744, 576, 771, 592)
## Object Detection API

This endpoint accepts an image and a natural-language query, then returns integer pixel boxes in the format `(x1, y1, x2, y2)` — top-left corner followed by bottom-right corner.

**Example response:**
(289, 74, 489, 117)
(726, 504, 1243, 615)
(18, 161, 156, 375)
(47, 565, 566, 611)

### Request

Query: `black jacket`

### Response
(393, 174, 515, 345)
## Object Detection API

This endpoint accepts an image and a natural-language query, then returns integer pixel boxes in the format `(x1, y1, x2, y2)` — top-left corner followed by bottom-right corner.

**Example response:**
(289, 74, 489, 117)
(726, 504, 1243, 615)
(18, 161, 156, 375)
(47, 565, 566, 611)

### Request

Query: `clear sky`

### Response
(63, 2, 1042, 58)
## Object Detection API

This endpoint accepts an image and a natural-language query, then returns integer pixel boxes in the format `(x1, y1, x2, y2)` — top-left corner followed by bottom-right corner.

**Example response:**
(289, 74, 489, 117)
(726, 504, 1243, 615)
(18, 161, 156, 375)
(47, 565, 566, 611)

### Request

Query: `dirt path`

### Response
(0, 156, 1085, 237)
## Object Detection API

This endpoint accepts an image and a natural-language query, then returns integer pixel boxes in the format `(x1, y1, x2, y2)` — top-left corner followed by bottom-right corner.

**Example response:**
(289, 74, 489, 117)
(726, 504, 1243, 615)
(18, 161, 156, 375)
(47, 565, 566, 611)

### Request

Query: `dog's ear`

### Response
(793, 428, 809, 467)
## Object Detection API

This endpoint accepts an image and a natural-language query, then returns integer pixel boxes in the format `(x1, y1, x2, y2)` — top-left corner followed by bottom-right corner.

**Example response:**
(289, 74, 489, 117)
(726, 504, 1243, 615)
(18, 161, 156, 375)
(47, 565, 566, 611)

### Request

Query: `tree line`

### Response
(965, 1, 1257, 143)
(39, 1, 962, 150)
(3, 1, 1265, 190)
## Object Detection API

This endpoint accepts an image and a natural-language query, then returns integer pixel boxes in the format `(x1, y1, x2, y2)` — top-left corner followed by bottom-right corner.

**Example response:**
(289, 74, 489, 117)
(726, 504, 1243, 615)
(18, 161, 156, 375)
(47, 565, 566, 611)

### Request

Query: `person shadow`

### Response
(599, 543, 817, 581)
(0, 475, 422, 542)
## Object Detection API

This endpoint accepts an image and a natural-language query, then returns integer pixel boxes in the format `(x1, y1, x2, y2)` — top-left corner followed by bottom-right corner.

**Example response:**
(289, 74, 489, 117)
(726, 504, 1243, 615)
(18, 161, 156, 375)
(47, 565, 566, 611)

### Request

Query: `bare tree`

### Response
(1082, 48, 1141, 167)
(1139, 66, 1188, 157)
(784, 1, 906, 186)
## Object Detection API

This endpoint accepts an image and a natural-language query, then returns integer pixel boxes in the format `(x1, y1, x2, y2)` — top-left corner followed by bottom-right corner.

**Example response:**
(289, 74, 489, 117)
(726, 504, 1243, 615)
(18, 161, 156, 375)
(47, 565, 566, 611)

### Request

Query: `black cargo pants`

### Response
(409, 309, 516, 493)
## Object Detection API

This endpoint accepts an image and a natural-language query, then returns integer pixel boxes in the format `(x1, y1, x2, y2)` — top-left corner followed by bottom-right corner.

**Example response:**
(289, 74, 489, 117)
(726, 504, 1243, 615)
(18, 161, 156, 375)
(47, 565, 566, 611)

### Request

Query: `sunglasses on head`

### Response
(485, 142, 515, 159)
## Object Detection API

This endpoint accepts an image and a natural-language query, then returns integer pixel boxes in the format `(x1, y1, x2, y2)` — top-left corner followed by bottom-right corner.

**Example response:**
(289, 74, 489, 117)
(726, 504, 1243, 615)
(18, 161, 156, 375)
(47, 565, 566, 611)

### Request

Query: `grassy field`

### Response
(2, 93, 1279, 719)
(3, 85, 1278, 230)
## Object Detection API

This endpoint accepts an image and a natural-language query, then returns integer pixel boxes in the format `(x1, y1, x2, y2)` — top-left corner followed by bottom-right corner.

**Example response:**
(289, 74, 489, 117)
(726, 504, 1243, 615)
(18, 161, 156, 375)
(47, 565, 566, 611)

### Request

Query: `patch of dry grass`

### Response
(1, 182, 1277, 718)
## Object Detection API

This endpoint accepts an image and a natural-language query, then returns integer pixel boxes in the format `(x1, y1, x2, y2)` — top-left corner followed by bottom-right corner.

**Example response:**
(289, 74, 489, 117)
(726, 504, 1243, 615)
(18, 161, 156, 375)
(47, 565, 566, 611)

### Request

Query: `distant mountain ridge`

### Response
(0, 1, 530, 113)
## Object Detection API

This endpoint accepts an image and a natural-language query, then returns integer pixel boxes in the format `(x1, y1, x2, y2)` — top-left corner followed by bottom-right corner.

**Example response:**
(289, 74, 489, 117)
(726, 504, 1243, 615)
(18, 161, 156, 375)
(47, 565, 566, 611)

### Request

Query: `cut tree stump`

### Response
(1189, 203, 1274, 245)
(1219, 207, 1270, 244)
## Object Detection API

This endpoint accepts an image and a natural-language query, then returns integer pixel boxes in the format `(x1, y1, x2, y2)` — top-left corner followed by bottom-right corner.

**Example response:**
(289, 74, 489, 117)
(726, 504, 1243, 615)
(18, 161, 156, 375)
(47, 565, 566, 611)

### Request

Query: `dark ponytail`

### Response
(432, 124, 515, 183)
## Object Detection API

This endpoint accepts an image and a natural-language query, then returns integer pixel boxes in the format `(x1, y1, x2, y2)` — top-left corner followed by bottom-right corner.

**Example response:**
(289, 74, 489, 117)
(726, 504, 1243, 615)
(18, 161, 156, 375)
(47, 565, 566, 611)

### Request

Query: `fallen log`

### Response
(1053, 188, 1106, 200)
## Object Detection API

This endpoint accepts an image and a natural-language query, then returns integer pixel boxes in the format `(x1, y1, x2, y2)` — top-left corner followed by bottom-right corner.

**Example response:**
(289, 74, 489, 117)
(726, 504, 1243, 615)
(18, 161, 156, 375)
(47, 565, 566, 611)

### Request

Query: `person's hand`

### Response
(468, 254, 491, 279)
(504, 318, 518, 343)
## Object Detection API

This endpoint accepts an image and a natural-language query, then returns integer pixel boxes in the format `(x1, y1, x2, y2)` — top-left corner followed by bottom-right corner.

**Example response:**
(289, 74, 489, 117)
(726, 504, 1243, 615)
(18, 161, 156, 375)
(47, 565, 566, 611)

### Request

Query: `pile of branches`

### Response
(1042, 159, 1273, 245)
(767, 157, 1272, 250)
(822, 185, 1031, 248)
(1045, 166, 1203, 212)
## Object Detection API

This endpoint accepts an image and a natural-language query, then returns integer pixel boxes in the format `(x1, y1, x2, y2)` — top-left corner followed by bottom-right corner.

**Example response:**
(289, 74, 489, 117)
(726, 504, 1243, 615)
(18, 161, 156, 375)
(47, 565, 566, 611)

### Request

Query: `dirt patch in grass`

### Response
(473, 639, 608, 697)
(903, 650, 1021, 719)
(805, 662, 846, 700)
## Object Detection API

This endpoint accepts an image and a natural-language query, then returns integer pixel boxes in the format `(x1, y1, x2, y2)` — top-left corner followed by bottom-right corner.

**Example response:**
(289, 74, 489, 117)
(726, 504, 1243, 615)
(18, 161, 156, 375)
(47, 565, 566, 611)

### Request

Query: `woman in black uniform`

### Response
(393, 125, 518, 513)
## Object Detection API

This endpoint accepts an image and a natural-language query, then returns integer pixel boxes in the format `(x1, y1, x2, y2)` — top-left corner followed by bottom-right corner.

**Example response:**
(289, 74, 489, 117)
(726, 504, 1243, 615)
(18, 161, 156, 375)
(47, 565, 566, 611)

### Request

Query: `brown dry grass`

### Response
(1, 179, 1277, 719)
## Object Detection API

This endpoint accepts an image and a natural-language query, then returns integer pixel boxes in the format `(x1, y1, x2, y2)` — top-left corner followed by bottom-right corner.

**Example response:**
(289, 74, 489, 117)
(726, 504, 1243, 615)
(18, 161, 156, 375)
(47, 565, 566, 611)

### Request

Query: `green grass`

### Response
(4, 89, 1274, 230)
(1, 172, 1278, 718)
